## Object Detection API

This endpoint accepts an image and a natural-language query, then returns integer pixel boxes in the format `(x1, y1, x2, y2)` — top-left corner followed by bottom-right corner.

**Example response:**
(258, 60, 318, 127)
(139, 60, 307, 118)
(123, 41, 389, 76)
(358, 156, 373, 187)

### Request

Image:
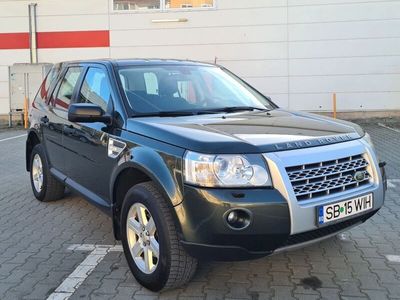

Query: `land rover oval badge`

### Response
(354, 171, 366, 182)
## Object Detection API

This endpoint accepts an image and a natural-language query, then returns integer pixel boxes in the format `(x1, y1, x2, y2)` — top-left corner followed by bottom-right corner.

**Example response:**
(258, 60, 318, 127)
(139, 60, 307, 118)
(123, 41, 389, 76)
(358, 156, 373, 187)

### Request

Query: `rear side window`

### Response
(34, 65, 61, 104)
(54, 67, 82, 110)
(77, 68, 111, 111)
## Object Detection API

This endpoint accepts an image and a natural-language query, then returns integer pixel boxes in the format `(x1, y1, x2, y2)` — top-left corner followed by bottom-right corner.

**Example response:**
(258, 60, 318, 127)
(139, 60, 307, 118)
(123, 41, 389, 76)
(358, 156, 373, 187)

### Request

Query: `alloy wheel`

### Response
(32, 154, 44, 193)
(126, 202, 159, 274)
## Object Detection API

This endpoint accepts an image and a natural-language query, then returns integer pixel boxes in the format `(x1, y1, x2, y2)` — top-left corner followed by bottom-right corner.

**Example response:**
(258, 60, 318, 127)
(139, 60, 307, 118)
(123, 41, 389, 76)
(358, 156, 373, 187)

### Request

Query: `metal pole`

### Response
(28, 3, 38, 64)
(8, 66, 12, 127)
(332, 93, 337, 119)
(24, 97, 28, 129)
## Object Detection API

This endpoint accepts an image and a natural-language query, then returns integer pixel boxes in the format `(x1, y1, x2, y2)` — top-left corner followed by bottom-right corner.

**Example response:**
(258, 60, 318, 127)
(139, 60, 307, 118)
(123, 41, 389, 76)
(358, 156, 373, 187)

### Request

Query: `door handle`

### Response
(40, 116, 49, 124)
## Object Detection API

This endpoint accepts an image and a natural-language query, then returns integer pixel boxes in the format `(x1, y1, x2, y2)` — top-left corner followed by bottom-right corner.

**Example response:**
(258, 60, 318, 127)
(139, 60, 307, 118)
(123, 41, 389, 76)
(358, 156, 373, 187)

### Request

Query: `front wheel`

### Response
(121, 182, 197, 291)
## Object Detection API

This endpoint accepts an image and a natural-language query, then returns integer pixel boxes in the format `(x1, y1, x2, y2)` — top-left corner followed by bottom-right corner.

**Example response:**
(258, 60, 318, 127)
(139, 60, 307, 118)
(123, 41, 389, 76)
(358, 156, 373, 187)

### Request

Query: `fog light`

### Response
(227, 211, 238, 223)
(224, 208, 251, 230)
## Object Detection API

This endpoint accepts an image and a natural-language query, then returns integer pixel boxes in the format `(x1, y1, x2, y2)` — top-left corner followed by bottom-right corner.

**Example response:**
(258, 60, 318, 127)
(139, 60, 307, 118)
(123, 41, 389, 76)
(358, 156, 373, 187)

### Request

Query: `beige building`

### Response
(0, 0, 400, 117)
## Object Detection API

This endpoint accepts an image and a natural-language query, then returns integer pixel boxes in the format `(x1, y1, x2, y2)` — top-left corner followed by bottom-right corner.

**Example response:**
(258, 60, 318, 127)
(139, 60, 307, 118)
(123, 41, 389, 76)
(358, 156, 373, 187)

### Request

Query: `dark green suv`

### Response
(26, 59, 386, 291)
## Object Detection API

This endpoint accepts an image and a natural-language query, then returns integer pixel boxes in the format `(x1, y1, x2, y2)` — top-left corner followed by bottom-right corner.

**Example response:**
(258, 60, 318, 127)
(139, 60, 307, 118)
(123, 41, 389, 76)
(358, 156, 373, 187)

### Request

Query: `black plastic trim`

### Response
(283, 210, 378, 247)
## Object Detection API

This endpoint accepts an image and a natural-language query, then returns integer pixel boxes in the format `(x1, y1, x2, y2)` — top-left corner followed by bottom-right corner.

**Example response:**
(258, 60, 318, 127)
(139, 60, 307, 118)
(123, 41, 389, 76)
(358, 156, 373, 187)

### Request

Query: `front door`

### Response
(63, 65, 116, 202)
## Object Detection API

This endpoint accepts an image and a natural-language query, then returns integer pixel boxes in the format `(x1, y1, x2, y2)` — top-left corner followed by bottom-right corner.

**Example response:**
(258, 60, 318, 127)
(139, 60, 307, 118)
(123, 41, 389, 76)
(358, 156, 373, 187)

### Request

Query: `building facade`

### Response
(0, 0, 399, 116)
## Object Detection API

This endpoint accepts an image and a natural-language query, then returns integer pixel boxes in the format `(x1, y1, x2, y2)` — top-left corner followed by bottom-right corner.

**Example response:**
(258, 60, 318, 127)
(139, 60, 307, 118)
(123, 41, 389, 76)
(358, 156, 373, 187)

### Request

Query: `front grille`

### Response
(286, 154, 372, 201)
(282, 210, 377, 247)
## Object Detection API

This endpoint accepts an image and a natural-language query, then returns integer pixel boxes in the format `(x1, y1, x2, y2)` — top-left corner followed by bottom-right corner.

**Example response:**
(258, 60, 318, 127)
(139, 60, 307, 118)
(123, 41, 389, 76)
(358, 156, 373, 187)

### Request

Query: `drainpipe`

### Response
(28, 3, 38, 63)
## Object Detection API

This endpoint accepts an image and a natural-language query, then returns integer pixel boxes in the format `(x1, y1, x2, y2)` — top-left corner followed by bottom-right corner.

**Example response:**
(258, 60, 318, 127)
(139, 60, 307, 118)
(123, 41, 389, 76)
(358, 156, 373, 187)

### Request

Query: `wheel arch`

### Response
(26, 129, 41, 171)
(110, 158, 184, 241)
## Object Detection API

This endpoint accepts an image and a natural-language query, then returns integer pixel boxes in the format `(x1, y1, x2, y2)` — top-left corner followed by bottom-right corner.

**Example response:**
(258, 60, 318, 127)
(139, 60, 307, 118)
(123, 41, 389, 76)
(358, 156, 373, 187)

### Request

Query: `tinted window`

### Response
(55, 67, 82, 110)
(34, 64, 62, 104)
(78, 68, 111, 111)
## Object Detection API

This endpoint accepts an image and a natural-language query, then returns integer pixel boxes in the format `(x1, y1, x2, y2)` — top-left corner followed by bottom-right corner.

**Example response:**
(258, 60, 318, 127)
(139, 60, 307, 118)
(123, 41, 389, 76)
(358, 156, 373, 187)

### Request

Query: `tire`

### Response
(121, 182, 198, 291)
(30, 144, 65, 202)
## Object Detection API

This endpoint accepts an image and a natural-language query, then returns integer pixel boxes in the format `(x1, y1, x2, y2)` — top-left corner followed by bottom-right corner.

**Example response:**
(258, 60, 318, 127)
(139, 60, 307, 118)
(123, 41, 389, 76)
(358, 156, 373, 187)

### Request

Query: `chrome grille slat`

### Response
(293, 173, 370, 197)
(286, 154, 372, 201)
(288, 158, 368, 182)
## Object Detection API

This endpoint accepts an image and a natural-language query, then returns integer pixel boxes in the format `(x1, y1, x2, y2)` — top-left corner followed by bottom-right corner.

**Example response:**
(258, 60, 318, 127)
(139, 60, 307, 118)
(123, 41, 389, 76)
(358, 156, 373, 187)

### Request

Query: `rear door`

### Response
(40, 65, 83, 175)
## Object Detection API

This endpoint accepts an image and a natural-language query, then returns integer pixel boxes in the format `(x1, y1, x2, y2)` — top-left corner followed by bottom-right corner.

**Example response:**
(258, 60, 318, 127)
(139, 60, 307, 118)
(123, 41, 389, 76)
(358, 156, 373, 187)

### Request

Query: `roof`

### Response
(62, 58, 216, 67)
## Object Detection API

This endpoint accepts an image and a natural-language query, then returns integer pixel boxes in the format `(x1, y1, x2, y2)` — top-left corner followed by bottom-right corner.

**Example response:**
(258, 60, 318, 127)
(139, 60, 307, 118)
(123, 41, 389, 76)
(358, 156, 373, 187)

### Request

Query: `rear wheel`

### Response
(121, 182, 197, 291)
(30, 144, 65, 202)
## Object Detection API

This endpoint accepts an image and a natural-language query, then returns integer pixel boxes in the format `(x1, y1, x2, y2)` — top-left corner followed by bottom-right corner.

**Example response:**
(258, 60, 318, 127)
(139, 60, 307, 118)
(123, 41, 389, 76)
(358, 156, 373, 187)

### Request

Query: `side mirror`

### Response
(68, 103, 112, 124)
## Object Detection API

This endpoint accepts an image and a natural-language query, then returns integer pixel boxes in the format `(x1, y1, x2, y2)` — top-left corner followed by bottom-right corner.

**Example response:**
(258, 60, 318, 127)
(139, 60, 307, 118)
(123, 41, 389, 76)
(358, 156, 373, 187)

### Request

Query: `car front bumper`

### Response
(175, 140, 386, 261)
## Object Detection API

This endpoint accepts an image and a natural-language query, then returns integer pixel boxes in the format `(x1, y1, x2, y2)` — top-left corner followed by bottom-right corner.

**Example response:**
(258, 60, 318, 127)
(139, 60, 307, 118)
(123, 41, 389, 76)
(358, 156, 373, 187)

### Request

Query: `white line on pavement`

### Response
(386, 255, 400, 263)
(378, 123, 400, 134)
(67, 244, 123, 252)
(387, 179, 400, 189)
(46, 244, 122, 300)
(0, 133, 26, 143)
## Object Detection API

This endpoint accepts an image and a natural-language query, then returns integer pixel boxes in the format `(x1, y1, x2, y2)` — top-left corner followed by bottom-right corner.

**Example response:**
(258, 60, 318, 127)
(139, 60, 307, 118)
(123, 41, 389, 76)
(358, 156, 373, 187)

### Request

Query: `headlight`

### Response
(184, 151, 271, 187)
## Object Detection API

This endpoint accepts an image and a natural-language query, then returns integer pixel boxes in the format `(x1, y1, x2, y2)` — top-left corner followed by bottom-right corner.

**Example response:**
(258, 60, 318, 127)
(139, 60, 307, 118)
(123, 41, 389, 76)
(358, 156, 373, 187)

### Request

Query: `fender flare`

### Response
(109, 146, 184, 239)
(26, 128, 42, 171)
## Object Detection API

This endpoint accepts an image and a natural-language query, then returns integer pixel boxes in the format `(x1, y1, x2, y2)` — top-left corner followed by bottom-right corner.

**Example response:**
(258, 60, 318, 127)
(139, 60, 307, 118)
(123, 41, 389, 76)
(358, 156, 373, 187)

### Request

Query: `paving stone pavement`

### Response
(0, 122, 399, 300)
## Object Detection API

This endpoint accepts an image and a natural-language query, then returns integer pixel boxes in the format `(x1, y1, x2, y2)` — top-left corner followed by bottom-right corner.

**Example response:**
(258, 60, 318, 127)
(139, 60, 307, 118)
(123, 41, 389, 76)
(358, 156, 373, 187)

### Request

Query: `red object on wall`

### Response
(0, 30, 110, 50)
(0, 32, 30, 49)
(37, 30, 110, 48)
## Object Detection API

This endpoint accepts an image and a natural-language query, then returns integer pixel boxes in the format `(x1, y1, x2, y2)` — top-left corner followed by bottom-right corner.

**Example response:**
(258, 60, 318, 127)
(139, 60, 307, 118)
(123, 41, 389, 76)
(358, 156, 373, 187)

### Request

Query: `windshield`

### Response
(117, 65, 276, 116)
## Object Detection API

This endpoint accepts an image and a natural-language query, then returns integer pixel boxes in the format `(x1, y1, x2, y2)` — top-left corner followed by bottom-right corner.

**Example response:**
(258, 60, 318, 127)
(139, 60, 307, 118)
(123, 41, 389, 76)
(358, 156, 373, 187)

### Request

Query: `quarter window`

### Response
(54, 67, 82, 110)
(78, 68, 111, 111)
(34, 65, 61, 104)
(113, 0, 214, 11)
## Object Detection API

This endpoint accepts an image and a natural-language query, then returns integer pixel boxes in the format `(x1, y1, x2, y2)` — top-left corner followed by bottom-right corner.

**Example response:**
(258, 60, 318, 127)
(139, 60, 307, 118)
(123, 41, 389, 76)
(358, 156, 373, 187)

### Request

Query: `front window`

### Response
(118, 65, 275, 116)
(113, 0, 214, 11)
(78, 68, 112, 111)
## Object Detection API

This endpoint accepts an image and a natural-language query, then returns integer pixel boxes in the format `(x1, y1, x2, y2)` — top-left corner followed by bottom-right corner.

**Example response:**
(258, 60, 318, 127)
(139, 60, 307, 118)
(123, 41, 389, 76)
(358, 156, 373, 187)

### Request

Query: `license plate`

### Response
(317, 193, 373, 225)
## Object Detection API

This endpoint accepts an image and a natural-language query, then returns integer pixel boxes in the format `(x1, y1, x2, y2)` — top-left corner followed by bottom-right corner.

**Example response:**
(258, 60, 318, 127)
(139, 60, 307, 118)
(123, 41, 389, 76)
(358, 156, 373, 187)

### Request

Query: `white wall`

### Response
(0, 0, 30, 115)
(287, 0, 400, 111)
(0, 0, 399, 115)
(109, 0, 290, 106)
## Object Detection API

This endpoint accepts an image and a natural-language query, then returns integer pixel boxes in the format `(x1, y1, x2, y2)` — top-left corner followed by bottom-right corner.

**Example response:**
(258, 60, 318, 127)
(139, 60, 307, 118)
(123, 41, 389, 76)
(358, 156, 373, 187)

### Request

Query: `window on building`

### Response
(54, 67, 83, 111)
(166, 0, 214, 9)
(78, 68, 111, 112)
(113, 0, 214, 11)
(114, 0, 160, 10)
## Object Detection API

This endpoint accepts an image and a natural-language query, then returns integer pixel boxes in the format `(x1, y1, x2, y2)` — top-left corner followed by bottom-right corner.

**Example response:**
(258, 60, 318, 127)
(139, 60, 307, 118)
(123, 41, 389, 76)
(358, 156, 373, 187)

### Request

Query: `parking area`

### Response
(0, 121, 399, 300)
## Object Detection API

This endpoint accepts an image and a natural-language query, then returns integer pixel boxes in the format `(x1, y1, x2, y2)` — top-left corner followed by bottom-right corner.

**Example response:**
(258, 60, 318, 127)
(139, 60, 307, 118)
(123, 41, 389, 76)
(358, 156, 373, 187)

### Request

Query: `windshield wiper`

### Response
(133, 111, 197, 117)
(132, 107, 269, 117)
(199, 106, 270, 113)
(133, 109, 227, 117)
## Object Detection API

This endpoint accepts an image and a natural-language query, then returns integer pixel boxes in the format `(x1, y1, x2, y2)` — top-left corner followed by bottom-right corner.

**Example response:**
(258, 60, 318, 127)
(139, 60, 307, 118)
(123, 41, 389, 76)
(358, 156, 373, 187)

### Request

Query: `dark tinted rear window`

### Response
(34, 64, 62, 104)
(54, 67, 83, 111)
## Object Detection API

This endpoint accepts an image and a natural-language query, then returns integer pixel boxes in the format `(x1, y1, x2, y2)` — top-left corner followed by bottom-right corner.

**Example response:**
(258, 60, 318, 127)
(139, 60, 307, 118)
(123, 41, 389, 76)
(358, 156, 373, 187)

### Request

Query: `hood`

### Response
(126, 109, 364, 154)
